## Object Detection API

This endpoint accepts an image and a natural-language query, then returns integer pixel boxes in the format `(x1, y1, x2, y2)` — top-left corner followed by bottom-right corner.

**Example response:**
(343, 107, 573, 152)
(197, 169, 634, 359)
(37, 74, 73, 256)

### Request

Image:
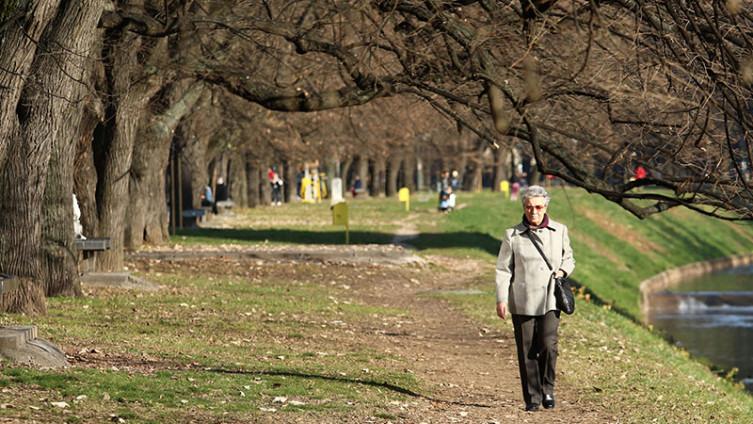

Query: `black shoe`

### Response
(543, 394, 555, 409)
(525, 403, 540, 412)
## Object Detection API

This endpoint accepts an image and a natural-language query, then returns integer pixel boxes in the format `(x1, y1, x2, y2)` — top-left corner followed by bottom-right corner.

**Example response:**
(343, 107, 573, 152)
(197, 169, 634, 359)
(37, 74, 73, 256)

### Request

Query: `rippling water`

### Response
(645, 268, 753, 391)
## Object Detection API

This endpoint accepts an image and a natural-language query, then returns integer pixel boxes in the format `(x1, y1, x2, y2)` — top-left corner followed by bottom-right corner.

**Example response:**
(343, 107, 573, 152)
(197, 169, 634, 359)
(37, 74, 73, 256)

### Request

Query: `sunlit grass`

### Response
(2, 188, 753, 422)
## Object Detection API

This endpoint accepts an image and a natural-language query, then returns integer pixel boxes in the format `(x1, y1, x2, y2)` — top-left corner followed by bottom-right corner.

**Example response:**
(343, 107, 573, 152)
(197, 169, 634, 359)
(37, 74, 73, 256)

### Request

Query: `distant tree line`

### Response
(1, 0, 751, 313)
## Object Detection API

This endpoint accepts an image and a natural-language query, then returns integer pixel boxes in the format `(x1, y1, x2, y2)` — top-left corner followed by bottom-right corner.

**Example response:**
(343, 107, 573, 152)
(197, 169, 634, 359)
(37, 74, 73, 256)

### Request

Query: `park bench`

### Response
(215, 199, 235, 214)
(0, 273, 18, 295)
(75, 238, 111, 274)
(200, 205, 213, 220)
(181, 208, 206, 227)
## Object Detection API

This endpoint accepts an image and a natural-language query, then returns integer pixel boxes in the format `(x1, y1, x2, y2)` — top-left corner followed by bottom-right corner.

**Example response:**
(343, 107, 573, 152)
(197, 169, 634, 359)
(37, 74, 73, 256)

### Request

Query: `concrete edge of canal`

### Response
(639, 253, 753, 318)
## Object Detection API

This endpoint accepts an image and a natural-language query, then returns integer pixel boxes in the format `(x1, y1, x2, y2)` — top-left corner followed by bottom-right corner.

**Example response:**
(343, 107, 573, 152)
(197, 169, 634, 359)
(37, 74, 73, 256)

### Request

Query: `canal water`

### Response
(644, 266, 753, 391)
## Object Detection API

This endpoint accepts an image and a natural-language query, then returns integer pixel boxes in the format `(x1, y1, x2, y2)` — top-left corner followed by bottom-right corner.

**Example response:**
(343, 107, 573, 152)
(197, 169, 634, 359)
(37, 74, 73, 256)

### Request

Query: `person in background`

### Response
(351, 175, 363, 197)
(510, 173, 521, 201)
(268, 166, 283, 206)
(495, 185, 575, 412)
(633, 165, 647, 180)
(215, 177, 228, 202)
(200, 185, 213, 207)
(450, 169, 460, 190)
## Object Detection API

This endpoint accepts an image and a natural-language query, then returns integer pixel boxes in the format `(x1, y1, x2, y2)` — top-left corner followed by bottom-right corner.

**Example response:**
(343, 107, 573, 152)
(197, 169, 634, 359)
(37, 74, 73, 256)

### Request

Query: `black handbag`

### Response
(525, 231, 576, 315)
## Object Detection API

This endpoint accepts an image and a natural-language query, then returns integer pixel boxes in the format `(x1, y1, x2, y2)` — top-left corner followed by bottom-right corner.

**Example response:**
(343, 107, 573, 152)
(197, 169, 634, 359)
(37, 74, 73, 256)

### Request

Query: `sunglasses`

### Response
(524, 205, 547, 211)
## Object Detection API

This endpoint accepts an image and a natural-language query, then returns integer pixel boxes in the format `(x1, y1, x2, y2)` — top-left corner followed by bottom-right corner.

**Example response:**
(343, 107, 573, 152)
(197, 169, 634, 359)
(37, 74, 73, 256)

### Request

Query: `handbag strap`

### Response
(525, 230, 554, 272)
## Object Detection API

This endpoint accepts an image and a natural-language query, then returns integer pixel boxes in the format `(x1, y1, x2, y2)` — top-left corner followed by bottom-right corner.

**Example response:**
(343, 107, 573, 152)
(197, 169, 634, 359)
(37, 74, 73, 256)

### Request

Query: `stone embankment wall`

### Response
(639, 253, 753, 317)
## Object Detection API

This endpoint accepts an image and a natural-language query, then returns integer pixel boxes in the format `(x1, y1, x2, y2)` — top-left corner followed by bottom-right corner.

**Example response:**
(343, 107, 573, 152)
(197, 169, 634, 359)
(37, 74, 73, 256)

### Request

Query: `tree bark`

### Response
(0, 0, 61, 165)
(247, 159, 260, 207)
(340, 157, 353, 187)
(181, 136, 211, 213)
(229, 154, 248, 207)
(283, 159, 297, 203)
(0, 3, 59, 311)
(74, 97, 104, 240)
(386, 155, 400, 197)
(126, 81, 205, 249)
(0, 0, 103, 307)
(357, 155, 370, 196)
(468, 159, 484, 192)
(260, 165, 272, 205)
(96, 28, 165, 270)
(370, 157, 384, 197)
(493, 147, 512, 192)
(402, 151, 416, 192)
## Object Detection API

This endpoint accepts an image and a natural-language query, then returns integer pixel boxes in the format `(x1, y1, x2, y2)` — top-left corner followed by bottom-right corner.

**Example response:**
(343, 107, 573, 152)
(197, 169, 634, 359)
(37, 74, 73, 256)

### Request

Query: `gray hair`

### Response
(521, 185, 550, 205)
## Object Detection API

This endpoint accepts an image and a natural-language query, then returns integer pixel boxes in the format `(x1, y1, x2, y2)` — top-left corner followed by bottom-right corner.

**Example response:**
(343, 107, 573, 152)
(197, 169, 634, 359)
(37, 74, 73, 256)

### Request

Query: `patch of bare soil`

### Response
(115, 248, 617, 423)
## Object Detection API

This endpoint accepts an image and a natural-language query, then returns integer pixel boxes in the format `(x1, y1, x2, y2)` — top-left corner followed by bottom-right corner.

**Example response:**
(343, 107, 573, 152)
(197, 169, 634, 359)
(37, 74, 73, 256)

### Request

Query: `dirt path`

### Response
(124, 250, 614, 422)
(126, 210, 616, 422)
(390, 213, 420, 247)
(335, 255, 613, 423)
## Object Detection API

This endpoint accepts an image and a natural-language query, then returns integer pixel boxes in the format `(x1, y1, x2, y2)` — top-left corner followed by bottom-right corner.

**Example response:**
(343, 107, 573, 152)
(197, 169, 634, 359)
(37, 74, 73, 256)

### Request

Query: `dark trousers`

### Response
(512, 310, 560, 405)
(271, 184, 282, 203)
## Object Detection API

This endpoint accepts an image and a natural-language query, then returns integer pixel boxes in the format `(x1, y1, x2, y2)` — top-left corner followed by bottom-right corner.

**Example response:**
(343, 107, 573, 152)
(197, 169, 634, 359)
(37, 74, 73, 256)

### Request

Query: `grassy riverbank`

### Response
(426, 189, 753, 422)
(169, 189, 753, 421)
(0, 189, 752, 422)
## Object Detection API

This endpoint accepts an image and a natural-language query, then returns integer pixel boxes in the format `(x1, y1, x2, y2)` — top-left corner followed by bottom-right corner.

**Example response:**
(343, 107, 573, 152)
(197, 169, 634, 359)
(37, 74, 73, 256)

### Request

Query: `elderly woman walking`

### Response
(495, 185, 575, 412)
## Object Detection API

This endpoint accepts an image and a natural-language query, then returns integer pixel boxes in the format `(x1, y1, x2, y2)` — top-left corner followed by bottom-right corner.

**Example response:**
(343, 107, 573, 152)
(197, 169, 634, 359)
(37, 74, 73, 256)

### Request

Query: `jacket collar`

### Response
(515, 215, 559, 234)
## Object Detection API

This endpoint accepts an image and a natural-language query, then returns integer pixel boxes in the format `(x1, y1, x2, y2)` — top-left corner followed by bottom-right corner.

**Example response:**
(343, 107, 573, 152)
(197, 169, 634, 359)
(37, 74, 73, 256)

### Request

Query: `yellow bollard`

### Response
(332, 202, 349, 244)
(500, 180, 510, 200)
(398, 187, 410, 211)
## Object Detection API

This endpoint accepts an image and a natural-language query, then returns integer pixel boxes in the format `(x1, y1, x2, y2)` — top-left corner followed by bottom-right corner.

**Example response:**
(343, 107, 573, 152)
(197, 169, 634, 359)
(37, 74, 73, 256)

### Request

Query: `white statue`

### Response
(72, 194, 85, 240)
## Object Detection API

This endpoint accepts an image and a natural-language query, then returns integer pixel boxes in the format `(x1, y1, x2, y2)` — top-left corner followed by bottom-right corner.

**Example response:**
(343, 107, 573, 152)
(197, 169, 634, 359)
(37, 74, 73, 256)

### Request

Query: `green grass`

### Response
(0, 266, 417, 422)
(418, 189, 753, 423)
(412, 189, 753, 316)
(174, 197, 418, 246)
(3, 189, 753, 422)
(443, 280, 753, 423)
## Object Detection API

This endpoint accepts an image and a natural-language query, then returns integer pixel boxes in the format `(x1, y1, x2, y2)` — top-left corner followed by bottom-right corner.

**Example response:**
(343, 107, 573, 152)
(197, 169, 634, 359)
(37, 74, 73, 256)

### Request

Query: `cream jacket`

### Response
(495, 218, 575, 316)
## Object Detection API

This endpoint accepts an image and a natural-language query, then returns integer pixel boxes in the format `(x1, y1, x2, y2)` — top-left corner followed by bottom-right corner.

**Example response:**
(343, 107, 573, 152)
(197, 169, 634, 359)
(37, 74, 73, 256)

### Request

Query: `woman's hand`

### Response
(555, 269, 565, 279)
(496, 302, 507, 320)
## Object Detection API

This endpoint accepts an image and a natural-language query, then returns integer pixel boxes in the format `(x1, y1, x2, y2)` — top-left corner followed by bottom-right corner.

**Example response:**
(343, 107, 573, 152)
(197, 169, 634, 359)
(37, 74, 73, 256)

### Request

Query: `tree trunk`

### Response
(180, 102, 213, 212)
(0, 0, 61, 165)
(419, 155, 431, 191)
(283, 159, 297, 203)
(247, 159, 260, 207)
(370, 157, 385, 197)
(325, 159, 338, 198)
(0, 0, 103, 309)
(493, 147, 512, 191)
(357, 155, 370, 196)
(456, 157, 469, 191)
(96, 29, 165, 270)
(74, 98, 104, 240)
(341, 157, 353, 187)
(0, 0, 61, 305)
(469, 159, 484, 192)
(127, 81, 205, 249)
(229, 154, 248, 207)
(260, 166, 272, 205)
(386, 155, 400, 197)
(403, 151, 416, 192)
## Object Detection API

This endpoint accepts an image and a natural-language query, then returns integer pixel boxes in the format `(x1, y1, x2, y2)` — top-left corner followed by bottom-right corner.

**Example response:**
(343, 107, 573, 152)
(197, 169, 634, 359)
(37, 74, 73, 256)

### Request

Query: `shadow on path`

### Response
(204, 367, 493, 408)
(177, 228, 501, 256)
